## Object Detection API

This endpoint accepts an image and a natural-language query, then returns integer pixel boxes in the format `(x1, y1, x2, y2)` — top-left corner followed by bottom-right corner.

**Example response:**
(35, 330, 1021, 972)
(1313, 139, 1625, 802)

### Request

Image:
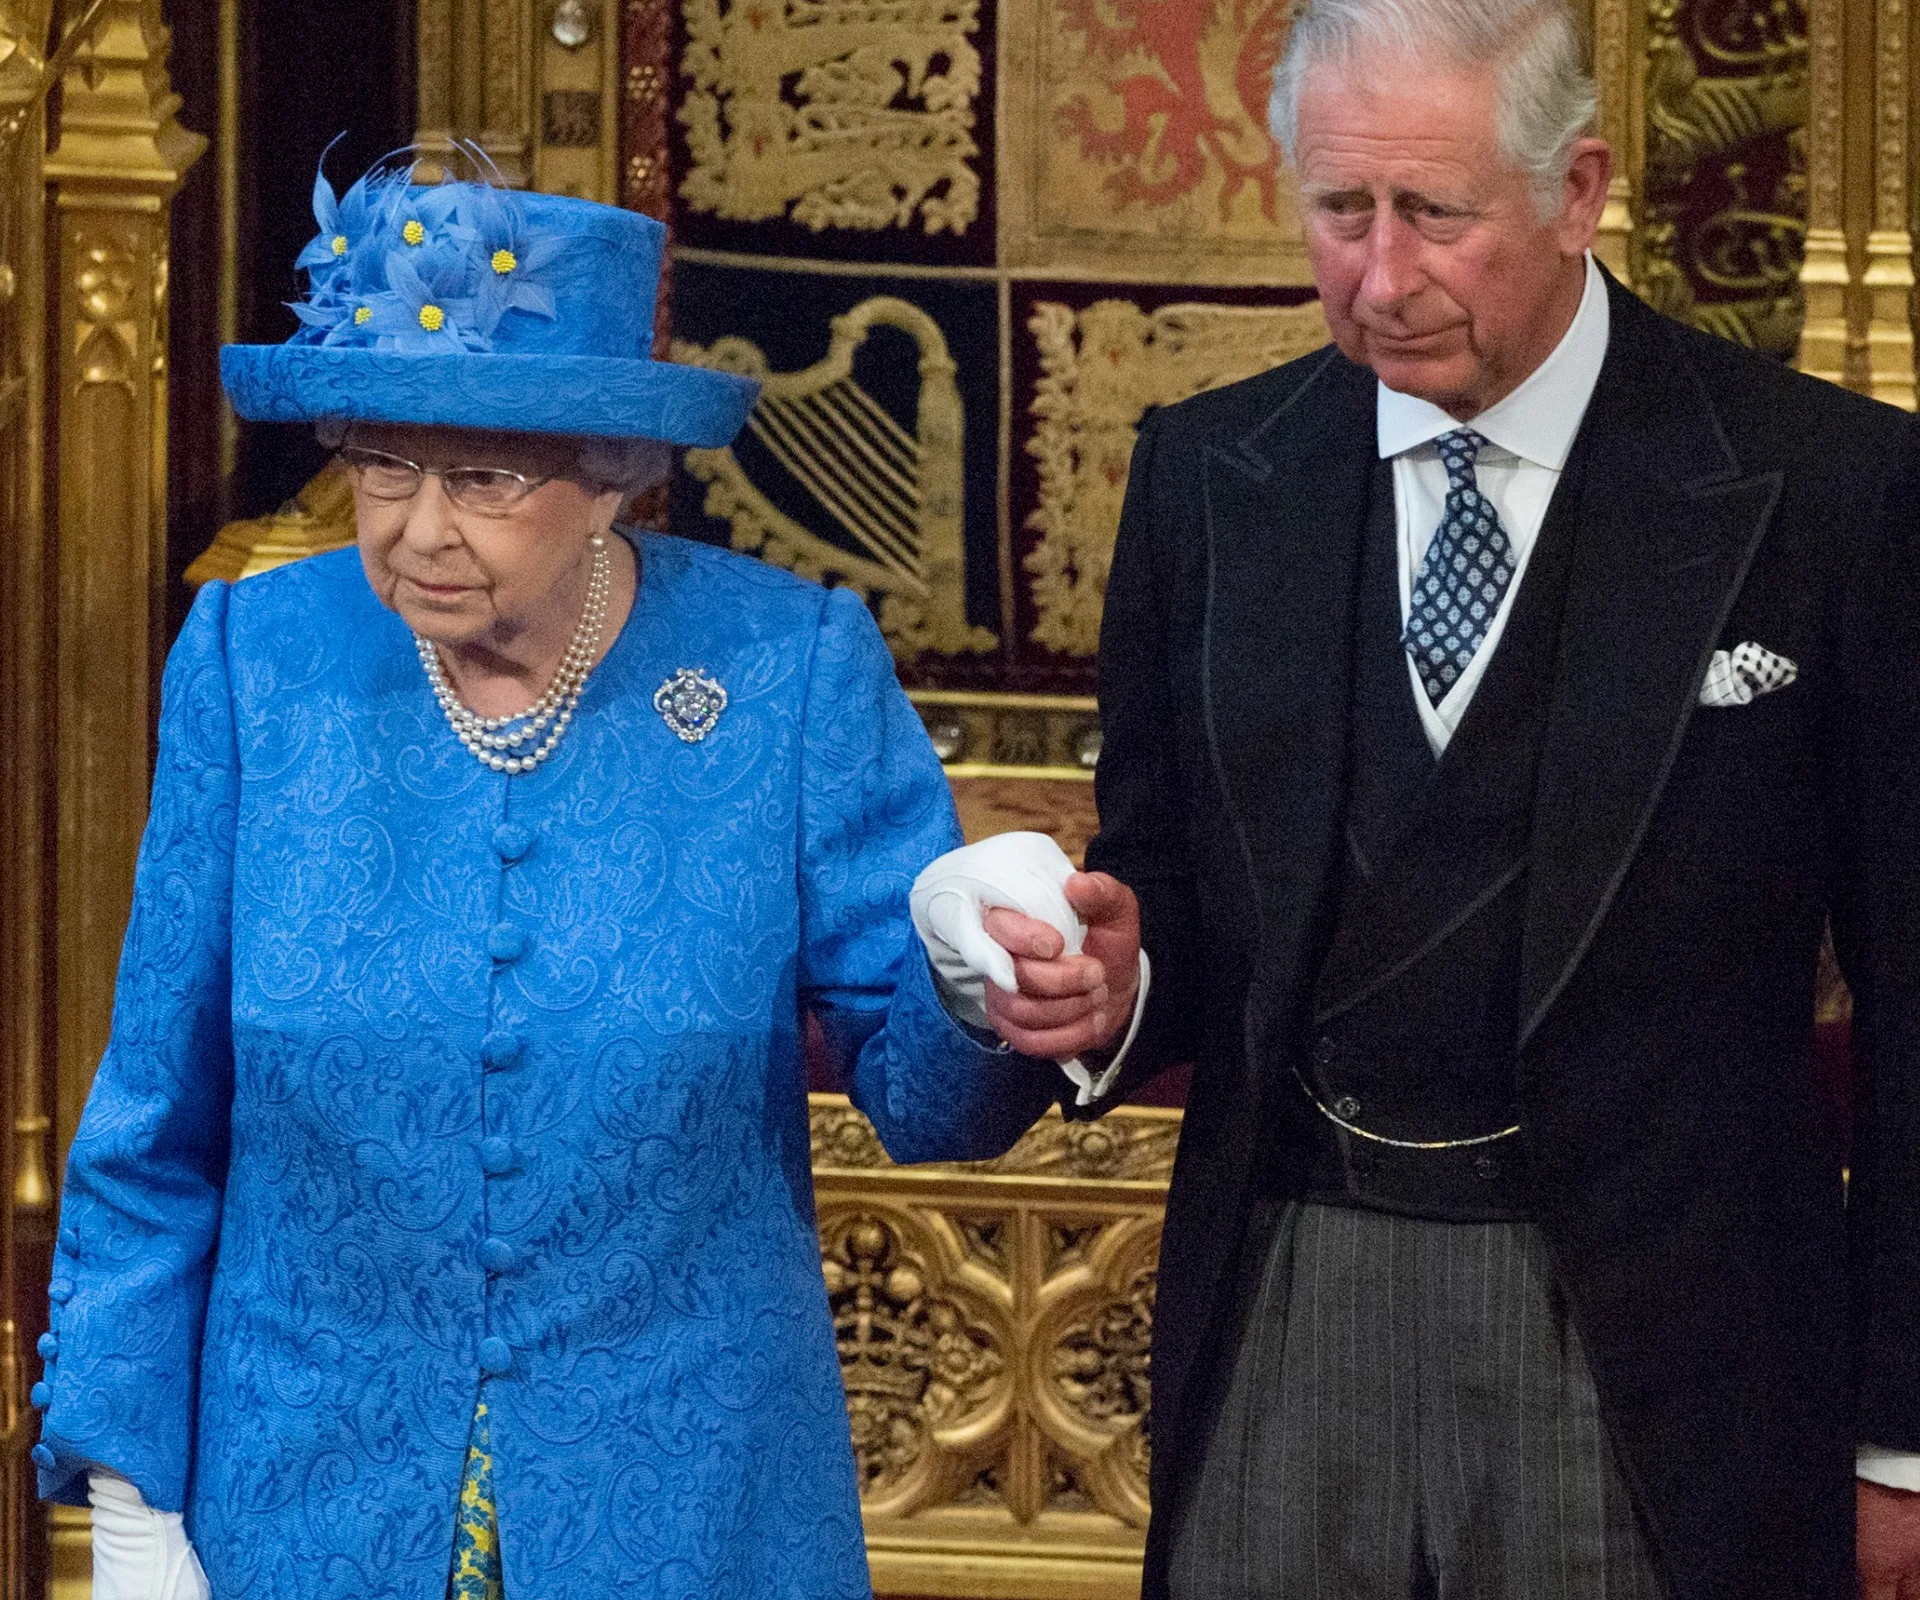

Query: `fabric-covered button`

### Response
(479, 1237, 519, 1274)
(36, 1333, 57, 1361)
(480, 1137, 517, 1176)
(58, 1227, 78, 1254)
(1474, 1153, 1501, 1181)
(477, 1337, 513, 1376)
(30, 1382, 50, 1411)
(480, 1031, 523, 1071)
(492, 823, 533, 863)
(31, 1444, 54, 1470)
(1332, 1095, 1363, 1122)
(48, 1280, 72, 1305)
(487, 923, 527, 962)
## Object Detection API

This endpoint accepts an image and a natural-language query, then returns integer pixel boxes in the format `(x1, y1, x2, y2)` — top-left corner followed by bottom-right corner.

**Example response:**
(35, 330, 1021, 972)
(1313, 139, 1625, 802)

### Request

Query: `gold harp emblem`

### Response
(675, 295, 996, 662)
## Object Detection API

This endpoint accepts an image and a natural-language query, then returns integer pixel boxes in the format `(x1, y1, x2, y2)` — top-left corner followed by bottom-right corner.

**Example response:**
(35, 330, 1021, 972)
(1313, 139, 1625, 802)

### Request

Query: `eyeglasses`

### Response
(338, 444, 554, 514)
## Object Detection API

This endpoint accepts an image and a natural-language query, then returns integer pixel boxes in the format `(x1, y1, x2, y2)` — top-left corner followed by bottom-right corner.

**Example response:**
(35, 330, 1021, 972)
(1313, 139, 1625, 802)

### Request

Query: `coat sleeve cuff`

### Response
(1059, 950, 1152, 1107)
(1857, 1444, 1920, 1491)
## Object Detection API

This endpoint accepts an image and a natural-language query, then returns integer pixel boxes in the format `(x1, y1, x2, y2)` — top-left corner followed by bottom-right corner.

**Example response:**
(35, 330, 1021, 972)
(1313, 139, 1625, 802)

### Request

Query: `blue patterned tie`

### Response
(1403, 428, 1515, 705)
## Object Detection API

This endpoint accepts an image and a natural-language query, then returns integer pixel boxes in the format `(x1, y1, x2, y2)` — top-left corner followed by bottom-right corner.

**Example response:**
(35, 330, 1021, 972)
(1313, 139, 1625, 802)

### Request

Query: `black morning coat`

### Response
(1080, 270, 1920, 1600)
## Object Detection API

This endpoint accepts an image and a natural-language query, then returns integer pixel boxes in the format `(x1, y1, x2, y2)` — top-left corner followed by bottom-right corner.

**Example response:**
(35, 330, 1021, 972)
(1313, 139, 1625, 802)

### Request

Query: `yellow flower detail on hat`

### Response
(354, 305, 372, 326)
(402, 219, 426, 247)
(330, 234, 348, 257)
(418, 304, 446, 333)
(491, 249, 518, 276)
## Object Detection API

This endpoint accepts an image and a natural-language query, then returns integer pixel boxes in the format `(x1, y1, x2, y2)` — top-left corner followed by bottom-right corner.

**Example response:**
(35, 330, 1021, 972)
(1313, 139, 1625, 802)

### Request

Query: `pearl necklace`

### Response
(416, 532, 611, 776)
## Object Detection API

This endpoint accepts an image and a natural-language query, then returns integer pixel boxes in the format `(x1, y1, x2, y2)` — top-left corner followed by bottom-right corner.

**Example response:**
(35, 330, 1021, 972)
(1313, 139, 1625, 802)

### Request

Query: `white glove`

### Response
(88, 1470, 211, 1600)
(911, 832, 1149, 1105)
(912, 832, 1085, 1025)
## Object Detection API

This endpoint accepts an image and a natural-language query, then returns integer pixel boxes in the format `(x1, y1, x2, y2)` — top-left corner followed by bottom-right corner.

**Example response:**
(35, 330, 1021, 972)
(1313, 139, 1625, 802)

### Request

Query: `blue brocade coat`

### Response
(34, 533, 1059, 1599)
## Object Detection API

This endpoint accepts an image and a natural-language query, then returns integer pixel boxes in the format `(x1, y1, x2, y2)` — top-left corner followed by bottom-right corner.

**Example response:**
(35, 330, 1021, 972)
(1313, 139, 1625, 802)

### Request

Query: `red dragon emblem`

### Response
(1055, 0, 1294, 222)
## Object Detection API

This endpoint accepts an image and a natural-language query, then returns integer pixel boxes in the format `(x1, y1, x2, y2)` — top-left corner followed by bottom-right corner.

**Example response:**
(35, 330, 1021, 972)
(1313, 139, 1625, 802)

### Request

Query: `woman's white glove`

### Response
(912, 832, 1085, 1024)
(911, 832, 1148, 1105)
(88, 1471, 211, 1600)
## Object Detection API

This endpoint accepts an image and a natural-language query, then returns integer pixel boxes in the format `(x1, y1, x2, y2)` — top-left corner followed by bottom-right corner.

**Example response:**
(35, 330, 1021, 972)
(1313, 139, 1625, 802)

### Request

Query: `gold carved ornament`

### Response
(674, 294, 996, 661)
(677, 0, 981, 235)
(1024, 298, 1328, 656)
(823, 1203, 1013, 1510)
(812, 1094, 1177, 1597)
(1639, 0, 1809, 358)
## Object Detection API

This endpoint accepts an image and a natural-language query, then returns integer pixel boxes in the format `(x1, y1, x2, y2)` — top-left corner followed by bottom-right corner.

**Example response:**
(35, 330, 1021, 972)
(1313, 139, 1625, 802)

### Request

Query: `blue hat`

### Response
(220, 156, 757, 446)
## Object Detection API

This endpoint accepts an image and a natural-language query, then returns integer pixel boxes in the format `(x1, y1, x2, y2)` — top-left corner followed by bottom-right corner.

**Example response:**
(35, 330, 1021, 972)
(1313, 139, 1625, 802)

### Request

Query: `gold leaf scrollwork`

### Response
(677, 0, 981, 235)
(820, 1203, 1013, 1512)
(1023, 296, 1328, 656)
(1029, 1216, 1159, 1525)
(1640, 0, 1808, 357)
(674, 295, 996, 663)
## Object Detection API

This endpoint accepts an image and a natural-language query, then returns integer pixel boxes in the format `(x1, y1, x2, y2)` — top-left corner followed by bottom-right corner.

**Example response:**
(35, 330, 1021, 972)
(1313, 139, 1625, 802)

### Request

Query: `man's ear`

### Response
(1556, 137, 1613, 255)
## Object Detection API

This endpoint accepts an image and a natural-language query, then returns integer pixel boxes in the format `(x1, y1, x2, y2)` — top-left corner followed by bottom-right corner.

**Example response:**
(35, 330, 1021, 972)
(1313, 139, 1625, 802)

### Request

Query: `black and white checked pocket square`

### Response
(1699, 642, 1797, 707)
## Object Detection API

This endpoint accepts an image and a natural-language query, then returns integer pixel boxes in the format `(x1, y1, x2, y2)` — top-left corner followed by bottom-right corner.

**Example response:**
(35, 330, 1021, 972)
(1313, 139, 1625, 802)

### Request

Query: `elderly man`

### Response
(960, 0, 1920, 1593)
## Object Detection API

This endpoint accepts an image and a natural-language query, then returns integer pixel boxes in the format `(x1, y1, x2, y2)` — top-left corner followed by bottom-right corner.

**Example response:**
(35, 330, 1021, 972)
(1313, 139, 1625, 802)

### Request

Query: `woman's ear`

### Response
(590, 486, 626, 532)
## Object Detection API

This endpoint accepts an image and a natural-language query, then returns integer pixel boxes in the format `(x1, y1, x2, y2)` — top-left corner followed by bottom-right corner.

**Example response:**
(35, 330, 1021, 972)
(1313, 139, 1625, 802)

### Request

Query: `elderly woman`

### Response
(27, 159, 1084, 1600)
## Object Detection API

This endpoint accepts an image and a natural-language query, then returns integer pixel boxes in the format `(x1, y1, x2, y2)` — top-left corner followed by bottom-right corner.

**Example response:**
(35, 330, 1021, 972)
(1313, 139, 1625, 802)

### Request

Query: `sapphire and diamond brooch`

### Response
(654, 667, 728, 743)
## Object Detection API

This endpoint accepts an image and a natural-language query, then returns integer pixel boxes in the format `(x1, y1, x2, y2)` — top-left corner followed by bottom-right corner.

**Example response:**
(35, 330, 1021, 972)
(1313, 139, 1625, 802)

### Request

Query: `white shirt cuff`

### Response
(1857, 1444, 1920, 1491)
(1059, 949, 1151, 1107)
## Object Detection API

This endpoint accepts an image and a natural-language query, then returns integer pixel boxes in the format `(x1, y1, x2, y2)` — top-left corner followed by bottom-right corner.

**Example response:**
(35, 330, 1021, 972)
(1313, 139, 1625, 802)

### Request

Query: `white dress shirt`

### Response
(1380, 252, 1608, 755)
(1377, 250, 1920, 1491)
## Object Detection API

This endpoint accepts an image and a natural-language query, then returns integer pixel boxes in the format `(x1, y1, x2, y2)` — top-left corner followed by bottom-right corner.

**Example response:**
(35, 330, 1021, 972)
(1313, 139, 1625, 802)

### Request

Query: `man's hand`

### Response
(1860, 1479, 1920, 1598)
(981, 872, 1141, 1059)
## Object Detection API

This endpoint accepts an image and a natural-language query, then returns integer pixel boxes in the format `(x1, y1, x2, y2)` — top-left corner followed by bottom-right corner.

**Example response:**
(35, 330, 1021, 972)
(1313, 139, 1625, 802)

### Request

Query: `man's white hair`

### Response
(1269, 0, 1598, 217)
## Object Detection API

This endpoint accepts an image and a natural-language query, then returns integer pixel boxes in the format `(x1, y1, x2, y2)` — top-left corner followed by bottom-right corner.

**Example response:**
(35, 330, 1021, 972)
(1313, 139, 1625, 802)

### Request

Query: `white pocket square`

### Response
(1699, 642, 1797, 707)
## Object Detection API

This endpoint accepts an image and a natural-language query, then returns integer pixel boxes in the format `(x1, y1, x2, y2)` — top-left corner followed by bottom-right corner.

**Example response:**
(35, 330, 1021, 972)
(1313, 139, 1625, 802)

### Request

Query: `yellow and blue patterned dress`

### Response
(449, 1396, 503, 1600)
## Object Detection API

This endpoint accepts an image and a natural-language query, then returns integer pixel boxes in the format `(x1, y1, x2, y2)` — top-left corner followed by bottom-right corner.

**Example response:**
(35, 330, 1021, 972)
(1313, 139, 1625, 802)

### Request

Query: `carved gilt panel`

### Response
(1639, 0, 1810, 357)
(812, 1094, 1176, 1598)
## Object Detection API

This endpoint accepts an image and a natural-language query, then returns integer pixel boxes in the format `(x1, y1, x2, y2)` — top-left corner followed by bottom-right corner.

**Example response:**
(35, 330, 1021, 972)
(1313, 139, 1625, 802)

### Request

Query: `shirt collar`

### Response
(1375, 251, 1609, 469)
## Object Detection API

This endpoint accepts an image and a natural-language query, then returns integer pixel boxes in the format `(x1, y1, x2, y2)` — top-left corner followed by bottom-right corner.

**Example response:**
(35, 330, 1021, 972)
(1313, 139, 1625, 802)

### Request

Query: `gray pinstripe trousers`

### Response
(1167, 1202, 1666, 1600)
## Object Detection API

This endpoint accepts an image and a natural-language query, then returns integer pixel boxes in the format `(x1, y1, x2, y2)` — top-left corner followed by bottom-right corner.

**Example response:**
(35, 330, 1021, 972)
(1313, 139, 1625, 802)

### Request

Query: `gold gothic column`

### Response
(1588, 0, 1643, 283)
(1864, 0, 1914, 406)
(1799, 0, 1850, 386)
(0, 3, 200, 1594)
(1798, 0, 1918, 404)
(41, 0, 204, 1174)
(0, 10, 57, 1596)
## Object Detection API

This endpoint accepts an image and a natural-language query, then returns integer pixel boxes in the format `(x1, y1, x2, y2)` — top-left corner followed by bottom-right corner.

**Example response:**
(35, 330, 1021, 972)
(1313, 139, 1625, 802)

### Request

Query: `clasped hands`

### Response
(912, 833, 1145, 1098)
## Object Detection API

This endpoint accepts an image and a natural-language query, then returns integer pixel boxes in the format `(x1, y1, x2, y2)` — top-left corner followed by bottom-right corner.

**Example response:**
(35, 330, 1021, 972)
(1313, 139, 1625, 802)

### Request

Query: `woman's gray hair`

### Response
(573, 435, 672, 497)
(316, 417, 672, 497)
(1269, 0, 1598, 216)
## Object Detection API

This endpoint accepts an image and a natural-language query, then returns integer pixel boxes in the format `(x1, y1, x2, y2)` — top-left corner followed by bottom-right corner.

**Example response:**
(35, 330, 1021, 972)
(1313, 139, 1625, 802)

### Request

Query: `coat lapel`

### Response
(1203, 349, 1376, 1017)
(1518, 282, 1783, 1047)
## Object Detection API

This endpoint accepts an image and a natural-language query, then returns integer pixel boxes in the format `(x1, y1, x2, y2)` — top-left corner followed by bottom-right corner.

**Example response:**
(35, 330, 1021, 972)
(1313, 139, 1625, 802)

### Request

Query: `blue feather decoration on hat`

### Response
(287, 150, 570, 355)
